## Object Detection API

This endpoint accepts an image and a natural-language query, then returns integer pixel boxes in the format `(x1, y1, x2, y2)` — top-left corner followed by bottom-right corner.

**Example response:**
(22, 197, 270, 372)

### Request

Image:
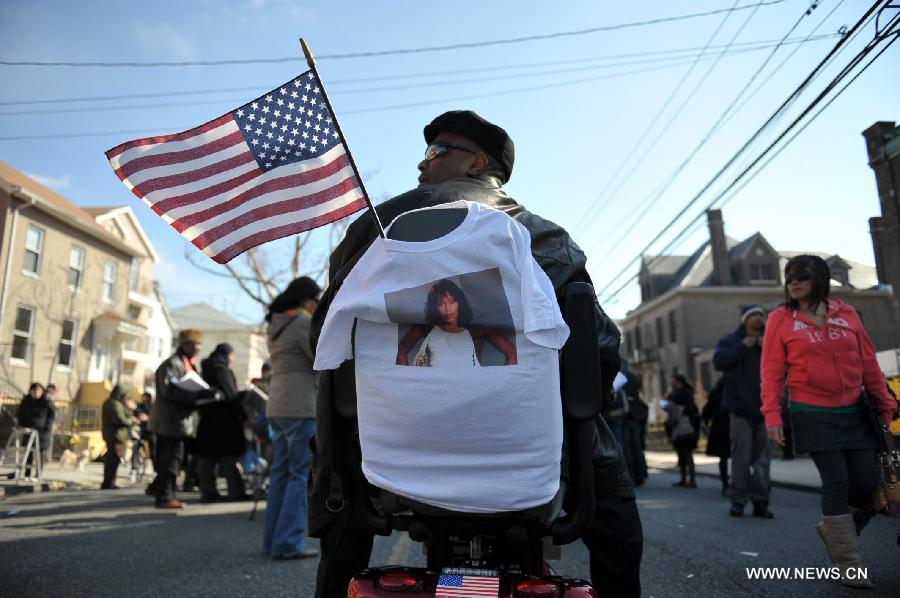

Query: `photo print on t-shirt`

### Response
(384, 267, 518, 367)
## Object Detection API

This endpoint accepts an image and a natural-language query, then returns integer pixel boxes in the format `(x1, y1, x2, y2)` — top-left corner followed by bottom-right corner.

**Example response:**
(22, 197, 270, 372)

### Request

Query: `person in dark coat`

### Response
(17, 382, 54, 479)
(621, 369, 648, 487)
(310, 110, 641, 597)
(197, 343, 248, 502)
(148, 328, 221, 509)
(701, 378, 731, 496)
(101, 385, 134, 489)
(664, 375, 699, 488)
(713, 305, 773, 519)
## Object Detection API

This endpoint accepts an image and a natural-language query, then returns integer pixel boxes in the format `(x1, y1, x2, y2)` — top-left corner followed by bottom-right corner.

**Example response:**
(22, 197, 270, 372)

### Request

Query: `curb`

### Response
(648, 465, 819, 494)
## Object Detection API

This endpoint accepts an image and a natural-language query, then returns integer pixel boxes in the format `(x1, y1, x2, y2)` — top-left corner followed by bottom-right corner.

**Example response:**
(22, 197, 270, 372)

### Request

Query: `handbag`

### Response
(672, 413, 695, 444)
(860, 390, 900, 517)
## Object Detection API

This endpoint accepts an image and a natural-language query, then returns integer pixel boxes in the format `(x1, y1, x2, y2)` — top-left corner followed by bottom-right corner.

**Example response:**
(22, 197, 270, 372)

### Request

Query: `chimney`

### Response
(707, 209, 731, 285)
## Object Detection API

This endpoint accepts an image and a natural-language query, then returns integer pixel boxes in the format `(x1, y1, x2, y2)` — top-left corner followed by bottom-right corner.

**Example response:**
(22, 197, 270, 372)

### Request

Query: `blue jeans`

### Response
(264, 417, 316, 557)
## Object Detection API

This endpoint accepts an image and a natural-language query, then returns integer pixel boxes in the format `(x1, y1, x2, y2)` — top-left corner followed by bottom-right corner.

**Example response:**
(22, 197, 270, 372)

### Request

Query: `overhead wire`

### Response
(597, 4, 898, 303)
(0, 2, 788, 67)
(603, 29, 898, 305)
(0, 42, 817, 118)
(571, 0, 744, 239)
(592, 0, 888, 300)
(584, 0, 836, 259)
(0, 34, 839, 108)
(0, 46, 812, 141)
(573, 0, 767, 239)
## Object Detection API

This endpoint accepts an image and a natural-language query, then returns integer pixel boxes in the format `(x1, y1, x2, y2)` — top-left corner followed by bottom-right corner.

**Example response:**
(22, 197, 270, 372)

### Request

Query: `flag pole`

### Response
(300, 37, 385, 238)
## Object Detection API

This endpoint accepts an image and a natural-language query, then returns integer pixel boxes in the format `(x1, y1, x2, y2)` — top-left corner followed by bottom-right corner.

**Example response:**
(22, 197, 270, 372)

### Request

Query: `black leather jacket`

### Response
(150, 351, 203, 438)
(308, 176, 633, 537)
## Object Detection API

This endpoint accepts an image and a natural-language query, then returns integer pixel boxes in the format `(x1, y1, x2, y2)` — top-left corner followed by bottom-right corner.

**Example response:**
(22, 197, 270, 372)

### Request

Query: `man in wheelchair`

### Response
(310, 111, 643, 597)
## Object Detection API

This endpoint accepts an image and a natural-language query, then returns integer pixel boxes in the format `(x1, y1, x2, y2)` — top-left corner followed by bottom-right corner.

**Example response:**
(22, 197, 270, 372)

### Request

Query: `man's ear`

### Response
(466, 152, 489, 176)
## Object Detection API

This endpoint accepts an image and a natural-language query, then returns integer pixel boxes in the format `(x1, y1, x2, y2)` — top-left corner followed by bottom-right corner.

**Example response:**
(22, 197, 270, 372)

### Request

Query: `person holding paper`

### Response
(148, 328, 222, 509)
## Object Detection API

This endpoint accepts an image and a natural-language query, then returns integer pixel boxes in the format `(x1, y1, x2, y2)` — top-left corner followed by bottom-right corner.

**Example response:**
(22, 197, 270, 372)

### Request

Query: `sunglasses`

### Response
(423, 142, 476, 163)
(786, 272, 812, 284)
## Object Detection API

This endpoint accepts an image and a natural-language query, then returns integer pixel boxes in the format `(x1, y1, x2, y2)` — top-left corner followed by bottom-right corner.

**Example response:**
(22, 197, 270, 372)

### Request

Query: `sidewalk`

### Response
(1, 460, 145, 496)
(645, 450, 821, 492)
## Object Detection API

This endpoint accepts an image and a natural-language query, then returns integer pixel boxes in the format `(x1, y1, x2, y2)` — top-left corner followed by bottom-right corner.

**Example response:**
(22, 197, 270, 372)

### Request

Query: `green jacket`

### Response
(102, 395, 132, 445)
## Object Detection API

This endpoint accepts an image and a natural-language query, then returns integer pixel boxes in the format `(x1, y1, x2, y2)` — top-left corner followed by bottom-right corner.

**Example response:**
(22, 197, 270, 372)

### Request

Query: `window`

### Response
(129, 258, 141, 292)
(625, 331, 633, 355)
(11, 306, 35, 361)
(73, 407, 99, 432)
(832, 268, 848, 285)
(749, 263, 775, 282)
(68, 246, 85, 289)
(23, 225, 44, 274)
(659, 370, 668, 396)
(635, 327, 642, 350)
(102, 262, 117, 303)
(668, 310, 677, 344)
(127, 305, 141, 321)
(58, 319, 77, 368)
(655, 317, 664, 348)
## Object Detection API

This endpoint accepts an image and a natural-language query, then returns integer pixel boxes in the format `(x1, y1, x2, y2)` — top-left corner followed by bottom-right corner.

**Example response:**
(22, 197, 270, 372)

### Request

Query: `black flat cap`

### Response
(424, 110, 514, 183)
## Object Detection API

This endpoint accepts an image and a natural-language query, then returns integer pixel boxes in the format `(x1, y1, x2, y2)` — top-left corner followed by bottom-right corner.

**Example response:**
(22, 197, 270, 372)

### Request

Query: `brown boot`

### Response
(821, 514, 873, 589)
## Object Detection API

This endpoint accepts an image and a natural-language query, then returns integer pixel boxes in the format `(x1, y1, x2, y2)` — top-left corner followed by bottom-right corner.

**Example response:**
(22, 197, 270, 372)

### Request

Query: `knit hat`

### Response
(424, 110, 515, 183)
(740, 305, 765, 323)
(177, 328, 203, 345)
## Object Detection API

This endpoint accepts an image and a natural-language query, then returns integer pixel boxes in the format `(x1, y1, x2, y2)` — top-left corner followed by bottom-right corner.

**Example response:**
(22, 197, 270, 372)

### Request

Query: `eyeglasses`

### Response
(423, 142, 476, 163)
(785, 272, 812, 284)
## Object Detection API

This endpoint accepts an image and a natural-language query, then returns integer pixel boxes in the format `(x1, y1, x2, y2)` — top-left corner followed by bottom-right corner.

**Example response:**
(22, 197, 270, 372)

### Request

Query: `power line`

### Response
(0, 51, 786, 141)
(584, 0, 835, 257)
(0, 2, 789, 67)
(0, 34, 839, 108)
(571, 0, 746, 238)
(573, 0, 770, 239)
(593, 0, 891, 301)
(0, 43, 790, 118)
(603, 26, 898, 305)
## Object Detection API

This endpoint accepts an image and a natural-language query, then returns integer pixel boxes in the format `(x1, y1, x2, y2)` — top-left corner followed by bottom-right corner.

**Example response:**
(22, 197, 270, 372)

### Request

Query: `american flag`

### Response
(435, 574, 499, 597)
(106, 70, 366, 264)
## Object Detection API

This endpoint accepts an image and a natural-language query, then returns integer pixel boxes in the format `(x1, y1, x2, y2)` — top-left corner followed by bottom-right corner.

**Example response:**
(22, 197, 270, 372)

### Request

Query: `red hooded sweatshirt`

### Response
(761, 300, 896, 428)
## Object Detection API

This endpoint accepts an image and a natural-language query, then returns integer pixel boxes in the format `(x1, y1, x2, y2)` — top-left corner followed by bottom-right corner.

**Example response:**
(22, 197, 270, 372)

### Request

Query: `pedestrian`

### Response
(761, 254, 897, 589)
(134, 391, 155, 470)
(714, 305, 774, 519)
(16, 382, 54, 479)
(197, 343, 248, 502)
(101, 385, 134, 489)
(309, 110, 641, 597)
(264, 276, 321, 560)
(148, 328, 220, 509)
(664, 374, 699, 488)
(622, 369, 649, 487)
(701, 378, 731, 497)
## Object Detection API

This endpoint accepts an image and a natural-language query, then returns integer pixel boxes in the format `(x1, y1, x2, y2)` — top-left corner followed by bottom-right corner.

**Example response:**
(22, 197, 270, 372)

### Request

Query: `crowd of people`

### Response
(7, 109, 898, 595)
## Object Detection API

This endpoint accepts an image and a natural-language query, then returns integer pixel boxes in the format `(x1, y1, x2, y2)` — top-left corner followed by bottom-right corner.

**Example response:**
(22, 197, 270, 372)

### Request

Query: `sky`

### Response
(1, 0, 898, 323)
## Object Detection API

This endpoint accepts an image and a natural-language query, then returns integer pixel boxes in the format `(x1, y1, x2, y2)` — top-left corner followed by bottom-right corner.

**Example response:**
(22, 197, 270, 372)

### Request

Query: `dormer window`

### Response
(749, 263, 776, 282)
(832, 268, 848, 286)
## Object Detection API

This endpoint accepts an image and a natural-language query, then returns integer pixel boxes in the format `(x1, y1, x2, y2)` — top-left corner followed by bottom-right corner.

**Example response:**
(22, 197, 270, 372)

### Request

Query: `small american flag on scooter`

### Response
(435, 573, 499, 597)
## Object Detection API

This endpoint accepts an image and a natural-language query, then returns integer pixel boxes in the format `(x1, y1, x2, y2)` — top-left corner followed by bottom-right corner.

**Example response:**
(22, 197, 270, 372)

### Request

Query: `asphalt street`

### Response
(1, 470, 898, 597)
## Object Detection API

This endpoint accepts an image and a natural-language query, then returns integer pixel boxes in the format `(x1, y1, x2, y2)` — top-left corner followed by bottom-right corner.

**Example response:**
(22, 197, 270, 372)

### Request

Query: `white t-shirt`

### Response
(314, 201, 569, 513)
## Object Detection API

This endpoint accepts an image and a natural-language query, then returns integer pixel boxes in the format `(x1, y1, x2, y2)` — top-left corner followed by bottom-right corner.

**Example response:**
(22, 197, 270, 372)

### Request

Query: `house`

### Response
(170, 303, 267, 386)
(618, 209, 898, 420)
(0, 162, 169, 455)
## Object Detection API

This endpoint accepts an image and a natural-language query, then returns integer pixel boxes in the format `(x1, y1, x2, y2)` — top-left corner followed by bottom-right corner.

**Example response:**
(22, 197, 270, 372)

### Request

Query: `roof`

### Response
(0, 161, 142, 258)
(83, 205, 160, 263)
(642, 234, 879, 293)
(170, 303, 258, 332)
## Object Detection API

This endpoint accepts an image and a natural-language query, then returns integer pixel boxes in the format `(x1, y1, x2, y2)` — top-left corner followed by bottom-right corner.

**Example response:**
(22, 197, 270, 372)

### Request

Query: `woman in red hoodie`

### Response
(761, 255, 896, 589)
